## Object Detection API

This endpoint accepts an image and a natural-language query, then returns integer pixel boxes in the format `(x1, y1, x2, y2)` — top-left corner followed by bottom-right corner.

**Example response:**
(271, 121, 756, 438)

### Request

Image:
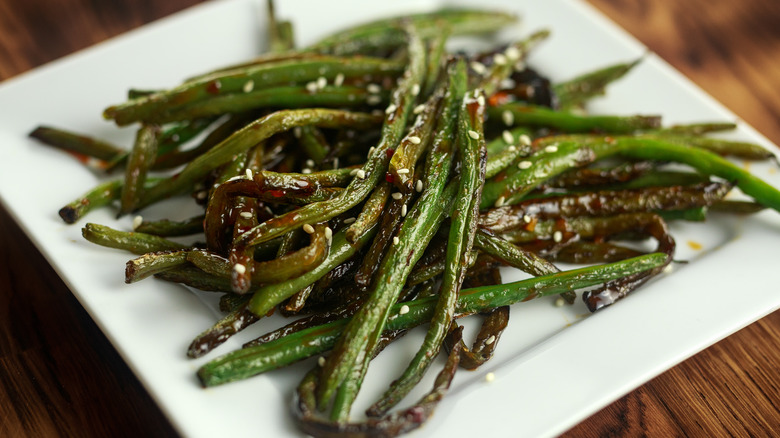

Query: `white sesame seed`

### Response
(494, 196, 506, 208)
(305, 159, 315, 168)
(554, 297, 566, 307)
(367, 95, 382, 105)
(413, 103, 426, 114)
(132, 215, 143, 230)
(396, 168, 410, 175)
(385, 103, 397, 114)
(333, 157, 339, 169)
(500, 78, 516, 89)
(392, 192, 403, 200)
(367, 83, 381, 94)
(553, 230, 563, 243)
(416, 180, 423, 192)
(343, 217, 356, 224)
(485, 335, 496, 345)
(196, 190, 208, 200)
(411, 83, 420, 96)
(502, 110, 514, 126)
(393, 236, 400, 245)
(523, 214, 532, 223)
(243, 80, 255, 93)
(170, 134, 180, 143)
(505, 46, 521, 61)
(408, 136, 421, 145)
(545, 145, 558, 153)
(239, 211, 253, 219)
(368, 146, 376, 156)
(399, 305, 410, 315)
(494, 53, 508, 65)
(468, 130, 479, 140)
(317, 76, 327, 90)
(233, 263, 246, 274)
(305, 81, 318, 93)
(514, 60, 526, 71)
(245, 168, 254, 180)
(470, 61, 487, 74)
(518, 160, 532, 169)
(293, 127, 302, 138)
(303, 224, 315, 234)
(518, 134, 531, 146)
(349, 168, 359, 176)
(301, 168, 312, 174)
(485, 372, 495, 383)
(507, 145, 517, 152)
(502, 130, 514, 144)
(334, 73, 345, 87)
(663, 264, 674, 274)
(356, 169, 366, 179)
(318, 356, 326, 367)
(477, 93, 485, 107)
(401, 204, 408, 217)
(325, 227, 333, 241)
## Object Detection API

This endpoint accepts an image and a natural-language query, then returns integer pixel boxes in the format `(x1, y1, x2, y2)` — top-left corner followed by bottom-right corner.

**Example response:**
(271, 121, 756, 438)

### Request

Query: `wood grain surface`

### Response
(0, 0, 778, 436)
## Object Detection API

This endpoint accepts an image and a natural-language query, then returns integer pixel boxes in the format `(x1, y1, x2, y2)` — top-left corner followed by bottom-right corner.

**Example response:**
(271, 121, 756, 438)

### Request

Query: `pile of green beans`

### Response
(32, 2, 780, 437)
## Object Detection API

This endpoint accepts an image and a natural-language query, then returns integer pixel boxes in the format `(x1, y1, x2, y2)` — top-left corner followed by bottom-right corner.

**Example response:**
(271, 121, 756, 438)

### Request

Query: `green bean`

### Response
(474, 228, 559, 277)
(346, 181, 391, 244)
(298, 126, 330, 164)
(154, 265, 233, 293)
(81, 223, 188, 254)
(477, 30, 550, 97)
(197, 253, 668, 386)
(60, 179, 166, 224)
(554, 58, 641, 110)
(490, 103, 661, 133)
(104, 57, 404, 125)
(29, 125, 125, 163)
(125, 250, 190, 283)
(188, 305, 259, 358)
(137, 109, 381, 210)
(134, 214, 204, 237)
(647, 134, 777, 161)
(119, 125, 159, 215)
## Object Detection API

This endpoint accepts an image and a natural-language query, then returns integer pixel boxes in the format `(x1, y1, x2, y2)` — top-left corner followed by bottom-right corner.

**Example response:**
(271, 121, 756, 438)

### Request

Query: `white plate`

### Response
(1, 0, 779, 437)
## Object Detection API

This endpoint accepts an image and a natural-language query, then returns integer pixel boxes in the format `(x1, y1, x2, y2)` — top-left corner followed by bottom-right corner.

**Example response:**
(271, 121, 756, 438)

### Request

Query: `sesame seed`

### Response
(663, 264, 674, 273)
(505, 46, 521, 61)
(396, 168, 410, 174)
(413, 103, 426, 114)
(518, 134, 531, 146)
(132, 215, 143, 230)
(468, 130, 479, 140)
(416, 180, 423, 192)
(334, 73, 345, 87)
(545, 145, 558, 153)
(494, 196, 506, 208)
(305, 159, 315, 168)
(325, 227, 333, 241)
(368, 146, 376, 156)
(500, 78, 516, 89)
(293, 127, 302, 138)
(245, 168, 253, 180)
(494, 53, 508, 65)
(502, 130, 514, 144)
(301, 168, 312, 174)
(523, 214, 532, 223)
(367, 95, 382, 105)
(196, 190, 208, 200)
(303, 224, 315, 234)
(239, 211, 253, 219)
(318, 356, 326, 367)
(477, 93, 485, 107)
(393, 236, 400, 245)
(385, 103, 397, 114)
(411, 83, 420, 96)
(502, 111, 515, 128)
(305, 81, 318, 93)
(554, 297, 566, 307)
(553, 230, 563, 242)
(317, 76, 327, 89)
(470, 61, 487, 74)
(514, 60, 526, 71)
(333, 157, 339, 169)
(401, 204, 407, 217)
(243, 80, 254, 93)
(356, 169, 366, 179)
(507, 145, 517, 152)
(392, 192, 403, 200)
(367, 83, 381, 94)
(233, 263, 246, 274)
(343, 217, 356, 224)
(518, 160, 532, 169)
(485, 372, 495, 383)
(399, 305, 410, 315)
(485, 335, 496, 345)
(349, 168, 359, 176)
(408, 136, 421, 145)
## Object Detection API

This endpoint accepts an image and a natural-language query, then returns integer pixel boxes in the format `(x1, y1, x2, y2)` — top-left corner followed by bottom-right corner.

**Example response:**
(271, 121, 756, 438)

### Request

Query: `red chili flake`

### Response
(206, 79, 222, 94)
(488, 91, 510, 107)
(385, 173, 395, 183)
(385, 148, 395, 158)
(267, 189, 285, 198)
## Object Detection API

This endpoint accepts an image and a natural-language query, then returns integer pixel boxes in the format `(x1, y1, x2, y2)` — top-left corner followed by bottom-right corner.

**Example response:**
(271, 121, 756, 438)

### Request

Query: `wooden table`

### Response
(1, 1, 778, 436)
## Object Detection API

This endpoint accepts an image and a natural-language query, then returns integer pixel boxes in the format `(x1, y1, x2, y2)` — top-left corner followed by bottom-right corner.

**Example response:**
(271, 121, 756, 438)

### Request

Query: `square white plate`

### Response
(1, 0, 778, 437)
